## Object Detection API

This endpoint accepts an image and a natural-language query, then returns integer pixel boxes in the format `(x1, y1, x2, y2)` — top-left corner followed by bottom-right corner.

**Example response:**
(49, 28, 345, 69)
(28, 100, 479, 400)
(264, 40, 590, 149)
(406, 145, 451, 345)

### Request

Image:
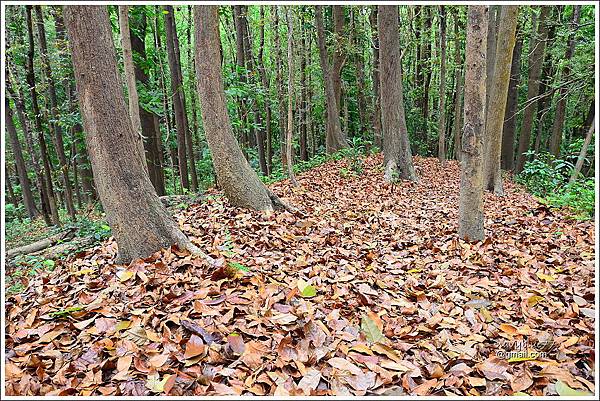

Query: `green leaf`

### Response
(360, 314, 384, 344)
(554, 380, 592, 396)
(297, 278, 317, 298)
(228, 261, 249, 272)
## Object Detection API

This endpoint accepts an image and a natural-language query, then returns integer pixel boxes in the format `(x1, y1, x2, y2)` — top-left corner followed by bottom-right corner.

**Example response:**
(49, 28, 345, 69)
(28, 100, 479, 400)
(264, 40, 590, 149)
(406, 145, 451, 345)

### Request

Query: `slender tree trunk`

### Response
(6, 97, 39, 219)
(26, 6, 60, 226)
(258, 6, 274, 172)
(483, 6, 518, 195)
(437, 6, 448, 165)
(5, 165, 19, 210)
(421, 7, 432, 143)
(515, 6, 550, 173)
(118, 6, 148, 177)
(65, 5, 200, 263)
(316, 5, 348, 153)
(331, 5, 346, 131)
(370, 7, 382, 149)
(459, 5, 488, 242)
(379, 5, 417, 182)
(274, 7, 287, 168)
(452, 12, 464, 162)
(299, 14, 309, 162)
(194, 5, 287, 211)
(578, 101, 595, 138)
(352, 9, 367, 137)
(500, 26, 523, 170)
(548, 5, 581, 157)
(164, 5, 190, 191)
(131, 8, 166, 196)
(569, 117, 595, 183)
(286, 7, 299, 186)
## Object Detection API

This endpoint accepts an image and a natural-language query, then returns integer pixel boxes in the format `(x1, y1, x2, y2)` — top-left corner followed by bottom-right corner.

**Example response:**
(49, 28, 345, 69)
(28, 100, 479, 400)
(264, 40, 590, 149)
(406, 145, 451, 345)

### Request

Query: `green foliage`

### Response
(516, 151, 595, 219)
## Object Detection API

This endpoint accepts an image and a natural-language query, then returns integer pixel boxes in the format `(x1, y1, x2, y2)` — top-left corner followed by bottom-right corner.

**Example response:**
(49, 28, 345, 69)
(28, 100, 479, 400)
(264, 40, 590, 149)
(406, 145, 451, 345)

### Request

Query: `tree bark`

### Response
(515, 6, 550, 173)
(34, 6, 76, 221)
(130, 7, 166, 196)
(370, 7, 382, 149)
(378, 5, 417, 182)
(459, 5, 488, 242)
(437, 6, 448, 165)
(569, 117, 595, 183)
(332, 6, 346, 120)
(548, 5, 581, 157)
(258, 6, 274, 171)
(483, 6, 518, 195)
(286, 7, 299, 186)
(118, 6, 148, 176)
(485, 6, 499, 117)
(164, 5, 190, 191)
(299, 14, 309, 162)
(500, 25, 523, 170)
(274, 7, 288, 167)
(26, 6, 60, 226)
(316, 5, 348, 153)
(6, 96, 39, 219)
(452, 12, 464, 162)
(420, 7, 432, 142)
(194, 5, 287, 211)
(65, 5, 199, 264)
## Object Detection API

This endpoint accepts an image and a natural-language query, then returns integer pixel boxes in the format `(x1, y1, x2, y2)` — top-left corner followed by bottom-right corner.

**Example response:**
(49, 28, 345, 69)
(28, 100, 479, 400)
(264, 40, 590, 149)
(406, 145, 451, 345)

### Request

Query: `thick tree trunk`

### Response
(500, 27, 523, 170)
(458, 6, 488, 242)
(437, 6, 448, 165)
(194, 5, 287, 211)
(65, 5, 199, 264)
(286, 7, 299, 186)
(370, 7, 382, 149)
(118, 6, 148, 176)
(485, 6, 499, 117)
(483, 6, 518, 195)
(316, 5, 348, 154)
(131, 8, 166, 196)
(6, 97, 39, 219)
(515, 6, 550, 173)
(164, 5, 190, 191)
(569, 117, 595, 183)
(26, 6, 60, 226)
(34, 6, 76, 221)
(378, 5, 417, 182)
(548, 5, 581, 157)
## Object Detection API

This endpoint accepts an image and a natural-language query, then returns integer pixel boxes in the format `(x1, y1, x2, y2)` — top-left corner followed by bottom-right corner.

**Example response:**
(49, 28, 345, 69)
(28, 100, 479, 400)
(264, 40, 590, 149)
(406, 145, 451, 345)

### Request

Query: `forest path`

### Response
(5, 154, 595, 396)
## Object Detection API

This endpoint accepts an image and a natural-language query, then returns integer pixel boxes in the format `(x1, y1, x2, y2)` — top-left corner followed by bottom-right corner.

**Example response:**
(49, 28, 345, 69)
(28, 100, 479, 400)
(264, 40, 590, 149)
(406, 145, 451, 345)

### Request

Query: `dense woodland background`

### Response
(4, 4, 595, 233)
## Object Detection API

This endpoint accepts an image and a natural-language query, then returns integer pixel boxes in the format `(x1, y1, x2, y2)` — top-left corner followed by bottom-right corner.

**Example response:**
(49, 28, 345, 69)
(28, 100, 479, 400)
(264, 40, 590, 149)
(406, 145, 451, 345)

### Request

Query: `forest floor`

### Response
(4, 155, 596, 396)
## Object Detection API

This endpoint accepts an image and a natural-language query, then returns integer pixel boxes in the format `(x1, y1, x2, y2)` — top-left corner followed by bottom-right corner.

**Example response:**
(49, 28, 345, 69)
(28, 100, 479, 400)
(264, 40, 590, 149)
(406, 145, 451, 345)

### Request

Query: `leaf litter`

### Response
(4, 155, 595, 396)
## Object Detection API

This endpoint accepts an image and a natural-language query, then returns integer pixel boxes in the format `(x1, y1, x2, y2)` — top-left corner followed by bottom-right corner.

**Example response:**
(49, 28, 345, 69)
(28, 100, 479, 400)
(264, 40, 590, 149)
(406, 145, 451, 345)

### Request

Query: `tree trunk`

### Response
(332, 6, 346, 123)
(65, 5, 199, 264)
(6, 97, 39, 219)
(548, 5, 581, 157)
(164, 5, 190, 191)
(5, 165, 19, 210)
(485, 6, 499, 117)
(194, 5, 287, 211)
(459, 6, 488, 242)
(483, 6, 518, 195)
(258, 6, 274, 171)
(131, 8, 166, 196)
(299, 14, 309, 162)
(274, 7, 287, 167)
(26, 6, 60, 226)
(370, 7, 382, 149)
(500, 26, 523, 170)
(35, 6, 76, 221)
(286, 7, 299, 186)
(437, 6, 448, 165)
(378, 5, 417, 182)
(421, 7, 432, 143)
(452, 13, 464, 162)
(118, 6, 148, 177)
(316, 5, 348, 153)
(515, 6, 550, 173)
(569, 117, 595, 183)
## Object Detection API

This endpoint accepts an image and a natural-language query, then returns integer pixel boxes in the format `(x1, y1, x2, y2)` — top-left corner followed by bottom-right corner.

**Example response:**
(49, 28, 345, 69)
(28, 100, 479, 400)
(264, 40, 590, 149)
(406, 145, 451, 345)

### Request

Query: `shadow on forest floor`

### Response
(5, 154, 595, 396)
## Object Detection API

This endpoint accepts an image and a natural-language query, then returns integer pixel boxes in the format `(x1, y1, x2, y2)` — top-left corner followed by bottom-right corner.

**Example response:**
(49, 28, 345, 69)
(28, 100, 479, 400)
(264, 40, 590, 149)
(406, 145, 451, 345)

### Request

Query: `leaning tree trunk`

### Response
(6, 96, 39, 219)
(378, 5, 417, 182)
(437, 6, 448, 165)
(548, 5, 581, 157)
(315, 5, 348, 153)
(569, 117, 595, 183)
(65, 5, 200, 264)
(482, 5, 518, 195)
(194, 5, 287, 211)
(34, 6, 76, 221)
(500, 26, 523, 170)
(458, 5, 488, 242)
(515, 6, 550, 173)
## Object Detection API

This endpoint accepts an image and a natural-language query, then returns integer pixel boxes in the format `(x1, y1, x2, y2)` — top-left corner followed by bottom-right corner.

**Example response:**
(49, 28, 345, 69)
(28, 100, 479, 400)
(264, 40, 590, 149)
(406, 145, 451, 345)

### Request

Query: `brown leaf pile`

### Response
(4, 155, 596, 396)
